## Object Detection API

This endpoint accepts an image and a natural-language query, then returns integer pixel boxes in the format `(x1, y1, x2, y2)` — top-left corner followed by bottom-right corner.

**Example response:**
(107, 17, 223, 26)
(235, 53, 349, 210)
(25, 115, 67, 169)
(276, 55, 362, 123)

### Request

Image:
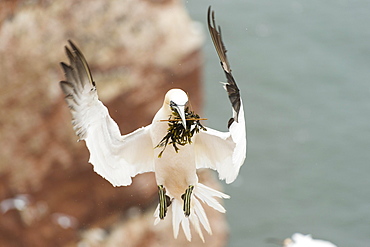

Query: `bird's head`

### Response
(164, 89, 188, 129)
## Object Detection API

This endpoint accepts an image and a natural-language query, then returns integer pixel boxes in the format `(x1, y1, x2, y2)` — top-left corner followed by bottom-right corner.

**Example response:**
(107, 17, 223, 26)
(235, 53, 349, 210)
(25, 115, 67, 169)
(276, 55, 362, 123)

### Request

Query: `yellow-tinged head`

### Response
(164, 89, 188, 128)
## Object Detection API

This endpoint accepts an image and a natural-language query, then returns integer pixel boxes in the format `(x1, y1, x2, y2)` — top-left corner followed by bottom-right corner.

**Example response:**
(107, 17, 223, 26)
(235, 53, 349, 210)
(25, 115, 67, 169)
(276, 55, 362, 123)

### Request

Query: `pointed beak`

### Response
(174, 104, 187, 129)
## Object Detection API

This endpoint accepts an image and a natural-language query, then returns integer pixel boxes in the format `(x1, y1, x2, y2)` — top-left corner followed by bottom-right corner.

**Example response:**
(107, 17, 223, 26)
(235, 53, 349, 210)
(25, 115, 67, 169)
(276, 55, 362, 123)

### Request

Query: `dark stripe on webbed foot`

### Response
(158, 185, 168, 220)
(181, 185, 194, 217)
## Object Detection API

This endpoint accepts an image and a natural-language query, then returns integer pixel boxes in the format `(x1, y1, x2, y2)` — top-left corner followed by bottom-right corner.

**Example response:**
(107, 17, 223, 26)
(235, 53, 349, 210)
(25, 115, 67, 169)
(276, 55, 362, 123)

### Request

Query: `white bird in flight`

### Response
(283, 233, 338, 247)
(60, 7, 246, 242)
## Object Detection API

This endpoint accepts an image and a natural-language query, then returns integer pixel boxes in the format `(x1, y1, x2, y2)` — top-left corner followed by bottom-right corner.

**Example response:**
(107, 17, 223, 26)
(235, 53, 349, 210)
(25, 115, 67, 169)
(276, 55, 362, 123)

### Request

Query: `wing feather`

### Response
(60, 40, 154, 186)
(207, 6, 241, 123)
(194, 7, 246, 183)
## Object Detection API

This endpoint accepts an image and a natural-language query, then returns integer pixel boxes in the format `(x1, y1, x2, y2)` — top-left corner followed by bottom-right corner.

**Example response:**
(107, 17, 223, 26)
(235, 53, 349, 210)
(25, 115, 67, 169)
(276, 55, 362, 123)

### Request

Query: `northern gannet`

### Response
(59, 6, 246, 242)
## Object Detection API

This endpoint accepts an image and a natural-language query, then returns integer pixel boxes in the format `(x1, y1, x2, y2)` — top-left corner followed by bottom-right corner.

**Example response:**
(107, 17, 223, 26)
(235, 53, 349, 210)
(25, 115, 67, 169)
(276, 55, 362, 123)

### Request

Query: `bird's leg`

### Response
(181, 185, 194, 217)
(158, 185, 171, 219)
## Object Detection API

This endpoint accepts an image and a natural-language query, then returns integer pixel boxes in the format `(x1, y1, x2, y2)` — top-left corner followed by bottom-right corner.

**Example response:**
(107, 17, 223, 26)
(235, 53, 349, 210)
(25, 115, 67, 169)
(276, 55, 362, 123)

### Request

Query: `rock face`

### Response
(0, 1, 228, 246)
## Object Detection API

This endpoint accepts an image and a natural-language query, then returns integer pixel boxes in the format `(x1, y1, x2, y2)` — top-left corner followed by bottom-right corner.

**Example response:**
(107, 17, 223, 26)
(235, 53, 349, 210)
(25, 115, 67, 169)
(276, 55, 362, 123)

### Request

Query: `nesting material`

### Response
(155, 107, 206, 158)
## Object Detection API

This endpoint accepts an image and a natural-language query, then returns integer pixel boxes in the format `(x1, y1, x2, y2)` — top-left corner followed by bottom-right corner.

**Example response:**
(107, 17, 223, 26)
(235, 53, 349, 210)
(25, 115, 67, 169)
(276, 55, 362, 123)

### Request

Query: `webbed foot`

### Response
(158, 185, 171, 219)
(181, 185, 194, 217)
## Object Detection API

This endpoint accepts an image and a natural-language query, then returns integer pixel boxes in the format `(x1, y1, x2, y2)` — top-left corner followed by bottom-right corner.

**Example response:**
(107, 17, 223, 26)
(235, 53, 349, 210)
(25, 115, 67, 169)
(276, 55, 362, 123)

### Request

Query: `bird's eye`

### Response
(170, 101, 176, 107)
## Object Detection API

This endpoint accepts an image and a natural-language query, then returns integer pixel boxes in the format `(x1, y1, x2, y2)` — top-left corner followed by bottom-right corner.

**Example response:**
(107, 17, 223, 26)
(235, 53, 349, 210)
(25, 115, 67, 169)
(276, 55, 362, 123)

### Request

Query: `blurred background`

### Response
(187, 0, 370, 246)
(1, 0, 370, 246)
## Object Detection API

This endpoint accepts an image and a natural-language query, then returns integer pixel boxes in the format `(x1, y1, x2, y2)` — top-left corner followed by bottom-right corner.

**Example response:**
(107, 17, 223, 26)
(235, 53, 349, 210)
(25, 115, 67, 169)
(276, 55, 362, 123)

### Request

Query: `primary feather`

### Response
(60, 40, 154, 186)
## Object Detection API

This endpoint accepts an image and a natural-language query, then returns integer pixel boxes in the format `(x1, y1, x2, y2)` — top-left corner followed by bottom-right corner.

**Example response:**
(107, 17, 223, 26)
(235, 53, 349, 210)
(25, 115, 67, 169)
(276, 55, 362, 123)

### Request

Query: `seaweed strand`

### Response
(155, 107, 206, 158)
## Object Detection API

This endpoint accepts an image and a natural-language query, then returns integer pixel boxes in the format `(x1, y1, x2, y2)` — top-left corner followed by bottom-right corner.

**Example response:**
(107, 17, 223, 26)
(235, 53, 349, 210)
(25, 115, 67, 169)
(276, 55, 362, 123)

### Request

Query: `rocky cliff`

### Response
(0, 1, 228, 246)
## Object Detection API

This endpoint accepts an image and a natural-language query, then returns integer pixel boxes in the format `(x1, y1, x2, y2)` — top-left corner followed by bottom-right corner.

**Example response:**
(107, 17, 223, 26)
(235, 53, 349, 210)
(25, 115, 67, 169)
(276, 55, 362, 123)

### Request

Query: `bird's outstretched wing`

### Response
(60, 41, 154, 186)
(195, 7, 246, 184)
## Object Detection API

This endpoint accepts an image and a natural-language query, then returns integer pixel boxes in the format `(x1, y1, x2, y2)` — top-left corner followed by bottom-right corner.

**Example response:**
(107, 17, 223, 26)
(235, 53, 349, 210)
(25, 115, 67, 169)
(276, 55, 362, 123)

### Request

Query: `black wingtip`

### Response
(59, 80, 74, 95)
(64, 45, 74, 62)
(60, 62, 71, 77)
(207, 7, 242, 127)
(68, 39, 78, 52)
(207, 6, 214, 28)
(207, 6, 212, 19)
(67, 40, 83, 59)
(64, 40, 95, 87)
(60, 61, 69, 70)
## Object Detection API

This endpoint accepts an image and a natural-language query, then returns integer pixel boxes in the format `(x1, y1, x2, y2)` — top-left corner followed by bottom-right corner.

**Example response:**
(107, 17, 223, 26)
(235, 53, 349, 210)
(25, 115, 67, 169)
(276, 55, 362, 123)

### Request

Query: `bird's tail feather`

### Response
(154, 183, 229, 242)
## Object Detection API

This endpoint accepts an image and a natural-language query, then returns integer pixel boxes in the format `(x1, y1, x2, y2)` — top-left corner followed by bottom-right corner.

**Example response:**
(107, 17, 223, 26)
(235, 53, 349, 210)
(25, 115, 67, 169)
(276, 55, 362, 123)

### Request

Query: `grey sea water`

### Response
(186, 1, 370, 246)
